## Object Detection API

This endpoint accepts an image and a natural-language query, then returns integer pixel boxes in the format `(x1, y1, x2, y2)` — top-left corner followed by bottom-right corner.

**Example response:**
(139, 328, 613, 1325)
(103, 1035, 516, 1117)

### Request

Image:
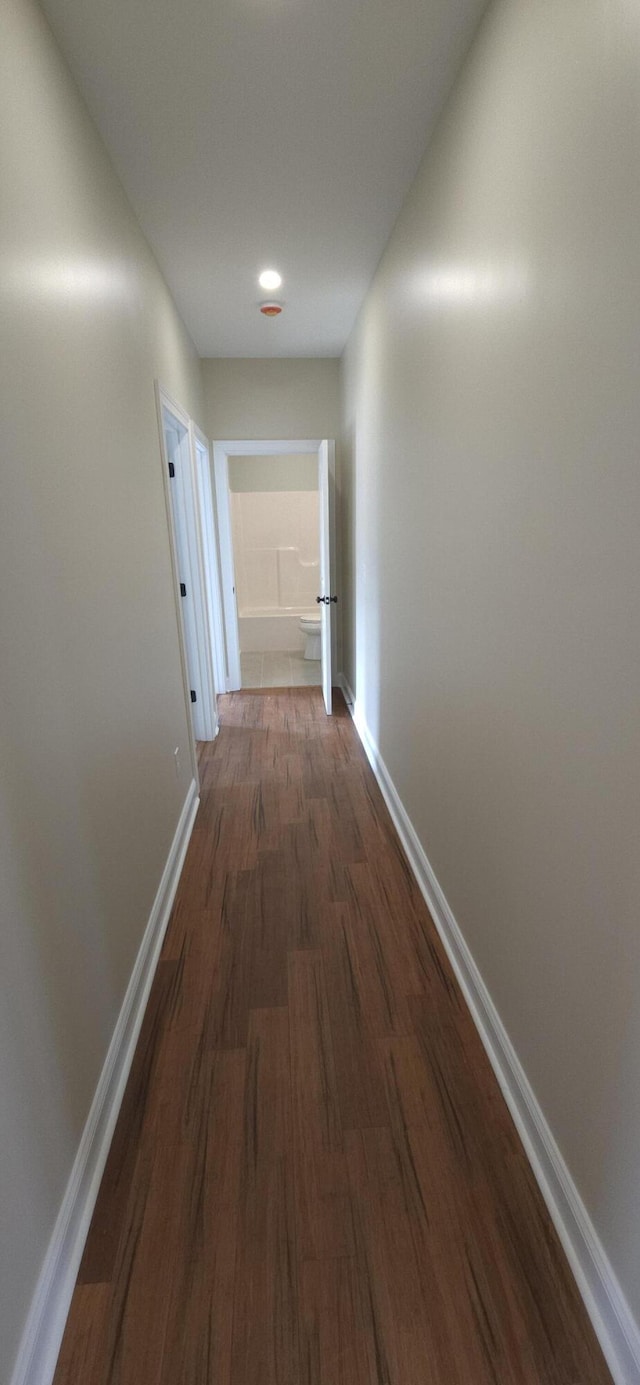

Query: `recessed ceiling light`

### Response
(259, 268, 282, 291)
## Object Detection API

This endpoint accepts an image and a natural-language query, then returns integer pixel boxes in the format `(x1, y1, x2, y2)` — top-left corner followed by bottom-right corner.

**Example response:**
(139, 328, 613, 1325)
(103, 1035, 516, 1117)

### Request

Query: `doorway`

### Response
(213, 439, 336, 714)
(156, 385, 221, 762)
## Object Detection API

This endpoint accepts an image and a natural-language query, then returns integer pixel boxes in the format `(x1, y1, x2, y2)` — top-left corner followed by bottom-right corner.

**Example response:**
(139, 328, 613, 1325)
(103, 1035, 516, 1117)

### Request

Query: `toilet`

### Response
(299, 615, 321, 661)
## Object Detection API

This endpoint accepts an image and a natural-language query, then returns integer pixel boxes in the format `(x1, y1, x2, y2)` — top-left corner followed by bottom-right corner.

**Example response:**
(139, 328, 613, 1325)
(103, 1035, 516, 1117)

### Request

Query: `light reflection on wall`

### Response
(413, 260, 531, 307)
(2, 255, 134, 304)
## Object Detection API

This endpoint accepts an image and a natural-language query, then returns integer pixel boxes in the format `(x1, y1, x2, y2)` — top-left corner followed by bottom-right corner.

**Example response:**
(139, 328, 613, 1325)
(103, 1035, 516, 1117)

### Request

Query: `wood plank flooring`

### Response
(53, 688, 611, 1384)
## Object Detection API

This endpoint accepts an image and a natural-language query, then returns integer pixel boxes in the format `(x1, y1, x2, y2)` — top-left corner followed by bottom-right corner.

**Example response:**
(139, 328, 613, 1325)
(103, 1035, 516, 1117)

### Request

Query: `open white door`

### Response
(192, 427, 226, 703)
(212, 445, 242, 691)
(158, 388, 218, 754)
(318, 439, 335, 715)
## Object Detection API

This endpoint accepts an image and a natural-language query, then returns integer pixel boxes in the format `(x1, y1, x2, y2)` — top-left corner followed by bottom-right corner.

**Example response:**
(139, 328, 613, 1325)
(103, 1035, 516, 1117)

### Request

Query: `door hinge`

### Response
(316, 595, 338, 604)
(180, 582, 187, 598)
(168, 461, 175, 478)
(190, 689, 197, 703)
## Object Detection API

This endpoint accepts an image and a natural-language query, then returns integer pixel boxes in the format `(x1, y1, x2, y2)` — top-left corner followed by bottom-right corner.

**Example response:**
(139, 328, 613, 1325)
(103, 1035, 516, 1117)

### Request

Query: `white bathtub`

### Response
(238, 609, 317, 653)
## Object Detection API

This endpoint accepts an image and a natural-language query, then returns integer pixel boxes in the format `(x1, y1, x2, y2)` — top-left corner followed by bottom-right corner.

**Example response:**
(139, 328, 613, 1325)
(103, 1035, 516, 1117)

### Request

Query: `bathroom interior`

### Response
(228, 452, 322, 688)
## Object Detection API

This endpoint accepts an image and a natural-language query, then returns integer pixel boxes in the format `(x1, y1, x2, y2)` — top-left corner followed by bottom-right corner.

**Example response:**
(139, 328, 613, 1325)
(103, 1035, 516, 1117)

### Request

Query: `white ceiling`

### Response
(41, 0, 487, 357)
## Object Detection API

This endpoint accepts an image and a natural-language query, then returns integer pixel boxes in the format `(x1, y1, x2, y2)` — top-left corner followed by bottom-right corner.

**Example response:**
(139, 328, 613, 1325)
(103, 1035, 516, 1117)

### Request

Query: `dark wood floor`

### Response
(54, 688, 611, 1384)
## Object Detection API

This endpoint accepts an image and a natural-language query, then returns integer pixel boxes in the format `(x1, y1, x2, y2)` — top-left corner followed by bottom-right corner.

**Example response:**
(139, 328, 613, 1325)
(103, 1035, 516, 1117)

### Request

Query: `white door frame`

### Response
(156, 384, 220, 761)
(190, 425, 226, 717)
(212, 438, 337, 704)
(317, 438, 334, 715)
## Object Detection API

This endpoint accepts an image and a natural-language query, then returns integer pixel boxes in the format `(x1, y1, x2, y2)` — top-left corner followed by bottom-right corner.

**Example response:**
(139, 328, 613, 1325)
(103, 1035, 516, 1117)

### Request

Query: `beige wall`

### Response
(342, 0, 640, 1335)
(229, 453, 318, 493)
(202, 357, 340, 442)
(0, 0, 204, 1375)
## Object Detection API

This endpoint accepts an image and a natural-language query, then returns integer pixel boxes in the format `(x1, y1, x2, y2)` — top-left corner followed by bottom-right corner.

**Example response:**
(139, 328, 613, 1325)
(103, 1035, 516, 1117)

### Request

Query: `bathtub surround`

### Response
(232, 499, 319, 622)
(340, 0, 640, 1375)
(230, 482, 320, 623)
(238, 614, 314, 655)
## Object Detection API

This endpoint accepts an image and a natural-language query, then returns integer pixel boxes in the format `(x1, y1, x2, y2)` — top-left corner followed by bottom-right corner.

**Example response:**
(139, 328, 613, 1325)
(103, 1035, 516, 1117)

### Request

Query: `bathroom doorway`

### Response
(213, 439, 336, 713)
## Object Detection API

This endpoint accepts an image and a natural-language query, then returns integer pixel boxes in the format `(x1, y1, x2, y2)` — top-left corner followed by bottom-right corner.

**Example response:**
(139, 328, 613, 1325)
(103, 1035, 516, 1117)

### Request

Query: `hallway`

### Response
(53, 689, 609, 1384)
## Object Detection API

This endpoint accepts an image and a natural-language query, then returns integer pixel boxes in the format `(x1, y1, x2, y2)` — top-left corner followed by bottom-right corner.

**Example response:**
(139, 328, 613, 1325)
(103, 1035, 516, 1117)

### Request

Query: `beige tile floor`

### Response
(240, 650, 322, 689)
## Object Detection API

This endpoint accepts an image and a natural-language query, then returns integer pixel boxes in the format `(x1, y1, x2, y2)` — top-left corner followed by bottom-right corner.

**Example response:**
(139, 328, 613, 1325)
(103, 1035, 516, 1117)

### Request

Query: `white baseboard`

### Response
(10, 779, 199, 1385)
(338, 675, 640, 1385)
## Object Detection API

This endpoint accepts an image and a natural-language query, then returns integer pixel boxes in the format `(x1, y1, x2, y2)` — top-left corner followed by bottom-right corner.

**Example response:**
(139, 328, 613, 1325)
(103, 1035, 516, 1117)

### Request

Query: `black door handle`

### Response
(316, 595, 338, 604)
